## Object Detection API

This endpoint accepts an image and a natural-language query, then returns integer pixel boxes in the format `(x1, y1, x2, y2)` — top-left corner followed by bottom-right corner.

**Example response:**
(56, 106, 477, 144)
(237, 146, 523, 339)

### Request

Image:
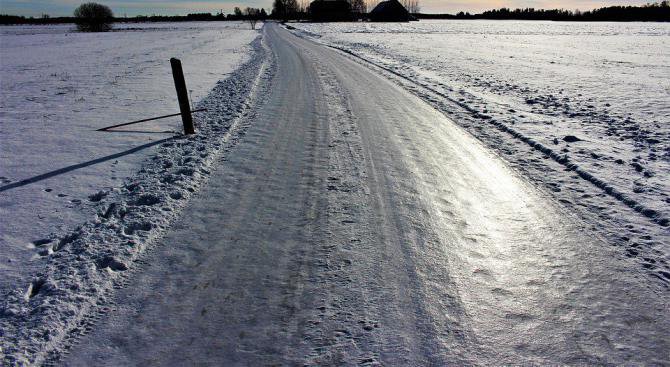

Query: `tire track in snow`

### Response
(283, 30, 669, 286)
(281, 26, 669, 364)
(322, 43, 669, 229)
(21, 24, 670, 366)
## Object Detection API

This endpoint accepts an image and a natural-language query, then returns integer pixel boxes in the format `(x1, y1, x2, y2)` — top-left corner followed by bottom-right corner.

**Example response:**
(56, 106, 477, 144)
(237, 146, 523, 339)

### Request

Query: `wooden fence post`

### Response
(170, 58, 195, 135)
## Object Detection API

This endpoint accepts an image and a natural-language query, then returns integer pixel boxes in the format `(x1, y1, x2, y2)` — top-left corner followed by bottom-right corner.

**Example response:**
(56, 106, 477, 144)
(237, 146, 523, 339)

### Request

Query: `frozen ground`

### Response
(55, 24, 668, 365)
(2, 21, 669, 365)
(290, 20, 670, 284)
(0, 27, 268, 364)
(0, 22, 258, 293)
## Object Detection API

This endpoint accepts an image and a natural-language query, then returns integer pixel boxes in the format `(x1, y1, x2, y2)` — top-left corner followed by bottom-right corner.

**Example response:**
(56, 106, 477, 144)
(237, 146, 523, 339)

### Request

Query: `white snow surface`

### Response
(0, 22, 258, 292)
(290, 20, 670, 284)
(54, 25, 670, 365)
(1, 22, 668, 365)
(0, 29, 268, 364)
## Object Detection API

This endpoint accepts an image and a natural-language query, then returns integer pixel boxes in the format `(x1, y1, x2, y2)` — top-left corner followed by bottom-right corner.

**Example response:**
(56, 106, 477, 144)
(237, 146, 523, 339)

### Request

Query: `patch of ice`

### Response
(287, 20, 670, 285)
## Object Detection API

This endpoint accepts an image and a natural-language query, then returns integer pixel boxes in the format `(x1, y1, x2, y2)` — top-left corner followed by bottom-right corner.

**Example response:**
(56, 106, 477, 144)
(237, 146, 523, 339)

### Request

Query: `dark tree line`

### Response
(271, 0, 377, 20)
(0, 8, 268, 25)
(418, 1, 669, 22)
(226, 6, 268, 21)
(402, 0, 420, 14)
(3, 0, 667, 25)
(271, 0, 300, 20)
(351, 0, 367, 14)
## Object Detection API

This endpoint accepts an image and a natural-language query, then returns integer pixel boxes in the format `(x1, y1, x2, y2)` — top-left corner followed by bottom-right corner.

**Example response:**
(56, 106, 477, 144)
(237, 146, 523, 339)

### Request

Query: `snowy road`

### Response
(61, 24, 669, 365)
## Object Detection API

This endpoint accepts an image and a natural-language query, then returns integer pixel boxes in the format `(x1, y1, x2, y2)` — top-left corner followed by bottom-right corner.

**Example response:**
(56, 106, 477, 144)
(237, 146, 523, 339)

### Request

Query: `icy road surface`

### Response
(290, 20, 670, 284)
(62, 24, 669, 365)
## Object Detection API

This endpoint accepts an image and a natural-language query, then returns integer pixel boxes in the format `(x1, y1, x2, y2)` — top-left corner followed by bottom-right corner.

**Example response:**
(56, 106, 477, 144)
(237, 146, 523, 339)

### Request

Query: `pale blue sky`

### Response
(0, 0, 653, 17)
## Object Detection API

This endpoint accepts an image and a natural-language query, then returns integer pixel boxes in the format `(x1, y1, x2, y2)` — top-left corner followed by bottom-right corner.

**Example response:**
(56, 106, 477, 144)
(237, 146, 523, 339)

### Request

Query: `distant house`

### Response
(369, 0, 411, 21)
(309, 0, 352, 22)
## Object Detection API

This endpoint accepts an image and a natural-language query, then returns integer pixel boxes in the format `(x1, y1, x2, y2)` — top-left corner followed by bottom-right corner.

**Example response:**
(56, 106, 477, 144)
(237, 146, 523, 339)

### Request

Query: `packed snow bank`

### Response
(0, 22, 257, 293)
(0, 27, 269, 365)
(288, 21, 670, 284)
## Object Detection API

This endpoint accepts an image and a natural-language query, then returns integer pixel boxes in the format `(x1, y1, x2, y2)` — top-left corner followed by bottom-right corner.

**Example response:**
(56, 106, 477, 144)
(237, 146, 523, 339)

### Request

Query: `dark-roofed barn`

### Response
(309, 0, 353, 22)
(369, 0, 411, 22)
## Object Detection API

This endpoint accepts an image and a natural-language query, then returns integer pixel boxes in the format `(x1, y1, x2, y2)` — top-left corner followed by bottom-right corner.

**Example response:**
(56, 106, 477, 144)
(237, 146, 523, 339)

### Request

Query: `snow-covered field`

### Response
(290, 20, 670, 283)
(0, 22, 258, 293)
(12, 23, 668, 365)
(2, 20, 669, 364)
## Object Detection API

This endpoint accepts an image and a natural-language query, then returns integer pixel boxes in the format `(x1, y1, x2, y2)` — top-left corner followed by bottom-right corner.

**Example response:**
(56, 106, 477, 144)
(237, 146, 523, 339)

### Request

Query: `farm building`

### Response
(369, 0, 411, 21)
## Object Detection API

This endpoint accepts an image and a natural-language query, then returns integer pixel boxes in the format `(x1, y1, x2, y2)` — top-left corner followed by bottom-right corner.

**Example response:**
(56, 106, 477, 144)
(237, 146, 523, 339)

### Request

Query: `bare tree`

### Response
(285, 0, 299, 18)
(366, 0, 379, 12)
(272, 0, 286, 18)
(272, 0, 299, 20)
(401, 0, 420, 13)
(412, 0, 420, 13)
(245, 7, 259, 29)
(350, 0, 367, 15)
(73, 2, 113, 32)
(299, 0, 310, 14)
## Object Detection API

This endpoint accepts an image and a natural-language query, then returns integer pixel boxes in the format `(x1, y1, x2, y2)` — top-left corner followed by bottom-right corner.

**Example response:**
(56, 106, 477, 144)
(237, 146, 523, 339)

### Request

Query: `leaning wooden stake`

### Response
(170, 58, 195, 135)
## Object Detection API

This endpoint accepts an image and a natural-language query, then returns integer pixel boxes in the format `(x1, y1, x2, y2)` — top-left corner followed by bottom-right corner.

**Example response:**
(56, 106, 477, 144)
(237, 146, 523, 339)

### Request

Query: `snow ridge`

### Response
(0, 35, 270, 366)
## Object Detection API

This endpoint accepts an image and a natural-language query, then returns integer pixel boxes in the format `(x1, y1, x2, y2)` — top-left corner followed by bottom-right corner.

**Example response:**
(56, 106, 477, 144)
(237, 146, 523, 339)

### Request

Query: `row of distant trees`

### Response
(2, 0, 668, 27)
(401, 1, 420, 14)
(233, 7, 267, 29)
(0, 12, 266, 25)
(271, 0, 367, 19)
(418, 1, 669, 21)
(0, 3, 268, 28)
